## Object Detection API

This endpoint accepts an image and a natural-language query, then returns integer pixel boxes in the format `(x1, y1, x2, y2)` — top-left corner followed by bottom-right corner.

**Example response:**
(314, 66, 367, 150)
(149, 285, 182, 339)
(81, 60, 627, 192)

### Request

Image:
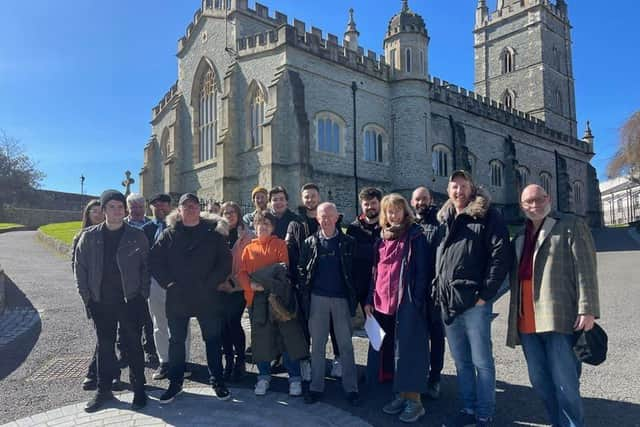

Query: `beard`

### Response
(524, 203, 552, 222)
(415, 205, 429, 217)
(365, 209, 379, 219)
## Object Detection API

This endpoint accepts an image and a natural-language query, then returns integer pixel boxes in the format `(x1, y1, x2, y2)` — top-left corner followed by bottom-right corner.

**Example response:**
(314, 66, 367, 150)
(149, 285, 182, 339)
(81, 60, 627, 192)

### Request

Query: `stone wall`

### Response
(0, 207, 82, 228)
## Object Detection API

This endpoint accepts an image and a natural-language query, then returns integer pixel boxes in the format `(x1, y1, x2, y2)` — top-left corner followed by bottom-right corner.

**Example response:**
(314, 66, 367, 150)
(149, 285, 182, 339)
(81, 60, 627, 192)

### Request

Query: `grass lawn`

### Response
(0, 223, 24, 230)
(39, 221, 82, 245)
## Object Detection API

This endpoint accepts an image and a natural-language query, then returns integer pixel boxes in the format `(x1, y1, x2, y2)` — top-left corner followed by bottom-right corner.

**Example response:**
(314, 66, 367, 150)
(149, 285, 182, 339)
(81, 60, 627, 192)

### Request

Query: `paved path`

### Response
(1, 229, 639, 426)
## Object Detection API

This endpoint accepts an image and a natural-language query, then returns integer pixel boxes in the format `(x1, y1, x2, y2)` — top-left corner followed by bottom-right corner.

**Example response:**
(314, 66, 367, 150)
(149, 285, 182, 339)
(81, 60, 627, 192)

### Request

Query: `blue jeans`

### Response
(257, 352, 301, 383)
(445, 303, 496, 419)
(520, 332, 583, 427)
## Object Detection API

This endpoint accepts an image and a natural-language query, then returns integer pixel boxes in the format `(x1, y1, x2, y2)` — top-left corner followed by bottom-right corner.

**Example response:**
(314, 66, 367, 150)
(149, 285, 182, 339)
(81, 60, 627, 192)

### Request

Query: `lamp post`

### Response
(80, 174, 85, 196)
(351, 81, 359, 214)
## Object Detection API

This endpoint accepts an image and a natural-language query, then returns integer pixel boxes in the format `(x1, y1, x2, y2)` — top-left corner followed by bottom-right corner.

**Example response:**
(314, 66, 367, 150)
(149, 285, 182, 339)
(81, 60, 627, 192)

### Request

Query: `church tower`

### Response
(473, 0, 577, 139)
(384, 0, 430, 80)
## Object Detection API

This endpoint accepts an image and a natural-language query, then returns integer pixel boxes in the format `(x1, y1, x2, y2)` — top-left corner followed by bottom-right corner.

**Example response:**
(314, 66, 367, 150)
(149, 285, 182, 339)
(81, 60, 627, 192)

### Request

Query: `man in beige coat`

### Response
(507, 184, 600, 427)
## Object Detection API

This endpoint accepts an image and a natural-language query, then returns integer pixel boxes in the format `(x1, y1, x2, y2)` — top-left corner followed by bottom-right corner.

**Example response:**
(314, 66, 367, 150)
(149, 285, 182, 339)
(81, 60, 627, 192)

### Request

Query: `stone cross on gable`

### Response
(122, 170, 135, 196)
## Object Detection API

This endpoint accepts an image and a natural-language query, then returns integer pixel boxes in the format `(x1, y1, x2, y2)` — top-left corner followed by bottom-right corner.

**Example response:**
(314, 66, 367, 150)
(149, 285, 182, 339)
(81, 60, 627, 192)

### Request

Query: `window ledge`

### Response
(193, 158, 218, 171)
(242, 144, 263, 154)
(315, 149, 345, 159)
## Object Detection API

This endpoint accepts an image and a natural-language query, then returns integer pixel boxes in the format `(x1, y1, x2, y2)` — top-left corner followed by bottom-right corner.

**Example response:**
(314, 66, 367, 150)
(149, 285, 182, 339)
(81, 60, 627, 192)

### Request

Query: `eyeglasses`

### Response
(521, 196, 548, 207)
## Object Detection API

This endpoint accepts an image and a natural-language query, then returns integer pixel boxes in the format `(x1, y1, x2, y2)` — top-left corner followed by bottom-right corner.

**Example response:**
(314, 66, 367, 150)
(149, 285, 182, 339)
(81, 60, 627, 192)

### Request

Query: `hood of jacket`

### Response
(165, 210, 229, 236)
(437, 187, 491, 223)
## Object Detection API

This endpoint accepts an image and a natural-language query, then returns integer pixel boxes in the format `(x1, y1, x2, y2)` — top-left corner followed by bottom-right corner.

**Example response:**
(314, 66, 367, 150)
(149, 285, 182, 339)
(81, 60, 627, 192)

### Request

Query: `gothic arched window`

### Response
(363, 125, 385, 163)
(540, 172, 552, 194)
(517, 165, 530, 189)
(315, 112, 344, 155)
(490, 160, 504, 187)
(432, 145, 451, 177)
(249, 88, 265, 148)
(503, 89, 516, 109)
(501, 47, 515, 74)
(198, 69, 217, 162)
(405, 48, 412, 73)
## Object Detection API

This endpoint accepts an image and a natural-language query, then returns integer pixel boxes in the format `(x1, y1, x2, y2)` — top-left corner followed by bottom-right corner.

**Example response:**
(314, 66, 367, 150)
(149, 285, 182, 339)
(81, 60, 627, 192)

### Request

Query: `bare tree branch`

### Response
(607, 111, 640, 183)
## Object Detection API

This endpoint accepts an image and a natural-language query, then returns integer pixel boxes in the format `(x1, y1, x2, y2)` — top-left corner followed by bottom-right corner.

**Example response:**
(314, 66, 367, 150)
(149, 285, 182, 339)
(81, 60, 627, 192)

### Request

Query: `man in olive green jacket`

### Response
(507, 184, 600, 427)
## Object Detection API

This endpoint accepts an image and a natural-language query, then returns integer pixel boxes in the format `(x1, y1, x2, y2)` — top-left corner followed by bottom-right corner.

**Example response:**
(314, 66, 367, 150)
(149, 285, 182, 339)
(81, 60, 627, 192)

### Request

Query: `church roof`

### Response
(386, 0, 427, 37)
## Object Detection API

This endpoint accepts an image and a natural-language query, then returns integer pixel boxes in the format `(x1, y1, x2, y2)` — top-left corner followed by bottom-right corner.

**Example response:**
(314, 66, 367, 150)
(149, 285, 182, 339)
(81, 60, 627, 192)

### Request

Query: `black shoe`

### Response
(84, 391, 114, 413)
(347, 391, 361, 406)
(232, 363, 246, 382)
(111, 378, 125, 392)
(212, 381, 231, 401)
(131, 390, 148, 410)
(304, 391, 322, 404)
(152, 364, 169, 381)
(82, 377, 97, 391)
(159, 383, 183, 404)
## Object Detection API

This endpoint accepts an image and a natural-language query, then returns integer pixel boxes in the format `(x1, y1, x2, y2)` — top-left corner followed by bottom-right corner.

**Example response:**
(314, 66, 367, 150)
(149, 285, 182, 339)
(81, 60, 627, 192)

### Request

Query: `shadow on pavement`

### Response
(0, 276, 42, 380)
(148, 366, 640, 426)
(592, 227, 640, 252)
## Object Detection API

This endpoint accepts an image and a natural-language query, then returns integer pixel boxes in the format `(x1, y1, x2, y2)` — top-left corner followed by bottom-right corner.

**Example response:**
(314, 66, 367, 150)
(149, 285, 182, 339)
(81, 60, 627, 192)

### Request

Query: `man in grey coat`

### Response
(507, 184, 600, 427)
(74, 190, 150, 413)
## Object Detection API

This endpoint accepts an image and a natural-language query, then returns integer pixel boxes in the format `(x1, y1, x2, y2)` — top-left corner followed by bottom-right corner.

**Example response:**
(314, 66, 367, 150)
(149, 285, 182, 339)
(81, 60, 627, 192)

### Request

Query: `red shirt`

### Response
(518, 219, 544, 333)
(374, 238, 406, 315)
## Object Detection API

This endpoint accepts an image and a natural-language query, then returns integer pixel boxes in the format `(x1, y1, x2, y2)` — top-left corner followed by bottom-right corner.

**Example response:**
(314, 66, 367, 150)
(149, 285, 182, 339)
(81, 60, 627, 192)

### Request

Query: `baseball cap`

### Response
(178, 193, 200, 205)
(150, 193, 171, 205)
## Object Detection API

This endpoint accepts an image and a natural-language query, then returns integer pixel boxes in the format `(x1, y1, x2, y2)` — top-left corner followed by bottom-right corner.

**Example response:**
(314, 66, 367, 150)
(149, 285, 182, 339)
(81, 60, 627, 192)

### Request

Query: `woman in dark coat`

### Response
(364, 193, 431, 424)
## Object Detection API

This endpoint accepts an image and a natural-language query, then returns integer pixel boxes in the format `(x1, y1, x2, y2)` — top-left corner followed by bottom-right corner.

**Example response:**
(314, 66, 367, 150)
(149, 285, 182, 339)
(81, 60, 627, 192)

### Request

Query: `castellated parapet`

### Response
(176, 0, 389, 80)
(236, 24, 389, 80)
(152, 81, 179, 121)
(428, 76, 589, 153)
(478, 0, 567, 27)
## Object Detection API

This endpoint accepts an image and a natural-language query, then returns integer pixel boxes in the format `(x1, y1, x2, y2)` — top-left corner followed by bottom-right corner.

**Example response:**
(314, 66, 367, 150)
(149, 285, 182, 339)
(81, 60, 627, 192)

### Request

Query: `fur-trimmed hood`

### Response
(165, 209, 229, 236)
(437, 187, 492, 223)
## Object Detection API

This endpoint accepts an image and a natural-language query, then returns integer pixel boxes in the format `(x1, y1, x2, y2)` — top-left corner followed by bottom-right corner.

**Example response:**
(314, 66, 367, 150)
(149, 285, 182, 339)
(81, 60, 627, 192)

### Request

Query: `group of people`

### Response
(72, 169, 599, 427)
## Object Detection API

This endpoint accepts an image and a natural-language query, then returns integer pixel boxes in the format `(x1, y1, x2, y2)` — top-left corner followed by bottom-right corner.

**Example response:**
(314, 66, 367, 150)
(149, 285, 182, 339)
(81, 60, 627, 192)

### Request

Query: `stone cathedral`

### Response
(139, 0, 602, 225)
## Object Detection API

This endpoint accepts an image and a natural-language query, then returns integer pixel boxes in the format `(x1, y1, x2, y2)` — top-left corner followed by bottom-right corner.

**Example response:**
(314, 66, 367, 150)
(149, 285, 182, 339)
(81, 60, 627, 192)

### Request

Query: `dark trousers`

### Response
(118, 300, 156, 361)
(86, 344, 120, 380)
(366, 310, 396, 383)
(90, 297, 146, 392)
(168, 312, 224, 385)
(222, 293, 247, 367)
(426, 302, 445, 382)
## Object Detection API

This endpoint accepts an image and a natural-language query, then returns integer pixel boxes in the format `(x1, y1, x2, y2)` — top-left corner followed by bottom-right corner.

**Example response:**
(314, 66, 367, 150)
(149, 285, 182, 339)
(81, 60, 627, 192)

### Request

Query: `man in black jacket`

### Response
(143, 193, 193, 381)
(434, 171, 513, 426)
(74, 190, 149, 413)
(150, 193, 233, 403)
(269, 186, 302, 239)
(346, 187, 383, 312)
(298, 203, 359, 406)
(411, 186, 444, 400)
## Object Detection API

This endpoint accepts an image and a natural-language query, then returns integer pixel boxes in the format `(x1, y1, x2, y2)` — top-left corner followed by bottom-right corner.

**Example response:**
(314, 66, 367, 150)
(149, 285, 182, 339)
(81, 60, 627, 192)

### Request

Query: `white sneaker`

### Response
(300, 359, 312, 382)
(254, 379, 270, 396)
(289, 381, 302, 397)
(330, 358, 342, 378)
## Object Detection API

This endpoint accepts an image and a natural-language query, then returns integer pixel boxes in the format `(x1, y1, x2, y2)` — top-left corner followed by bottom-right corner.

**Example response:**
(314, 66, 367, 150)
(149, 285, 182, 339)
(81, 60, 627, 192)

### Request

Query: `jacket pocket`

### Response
(449, 279, 479, 312)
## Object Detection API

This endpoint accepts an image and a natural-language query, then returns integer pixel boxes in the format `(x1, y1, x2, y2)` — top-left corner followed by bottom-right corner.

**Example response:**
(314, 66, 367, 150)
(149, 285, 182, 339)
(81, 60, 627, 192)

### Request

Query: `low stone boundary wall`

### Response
(0, 226, 32, 234)
(0, 207, 81, 229)
(36, 230, 72, 259)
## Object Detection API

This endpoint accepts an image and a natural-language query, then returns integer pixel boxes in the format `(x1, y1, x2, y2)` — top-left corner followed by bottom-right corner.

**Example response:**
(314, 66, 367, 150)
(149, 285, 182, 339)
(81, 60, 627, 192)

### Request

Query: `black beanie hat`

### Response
(100, 189, 126, 208)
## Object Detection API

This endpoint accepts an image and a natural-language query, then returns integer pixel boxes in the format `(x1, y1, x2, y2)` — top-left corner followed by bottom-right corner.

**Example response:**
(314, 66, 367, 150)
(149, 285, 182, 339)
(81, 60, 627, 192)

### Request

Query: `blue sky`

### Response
(1, 0, 638, 196)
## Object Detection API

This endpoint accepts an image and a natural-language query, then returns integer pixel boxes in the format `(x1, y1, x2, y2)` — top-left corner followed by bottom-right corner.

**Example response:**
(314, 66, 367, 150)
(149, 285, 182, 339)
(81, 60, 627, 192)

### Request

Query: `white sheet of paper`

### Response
(364, 314, 386, 351)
